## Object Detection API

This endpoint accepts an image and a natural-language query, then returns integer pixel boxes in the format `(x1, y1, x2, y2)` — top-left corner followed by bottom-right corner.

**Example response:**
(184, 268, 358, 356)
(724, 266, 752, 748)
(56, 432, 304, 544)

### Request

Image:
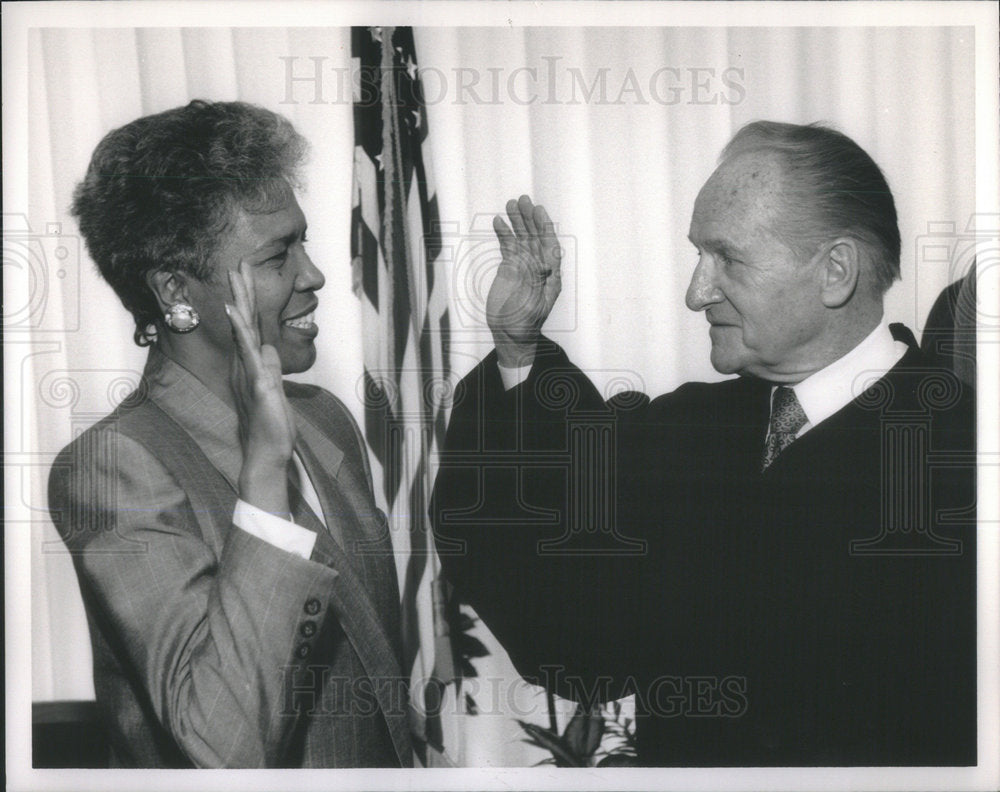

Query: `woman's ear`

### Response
(146, 270, 188, 312)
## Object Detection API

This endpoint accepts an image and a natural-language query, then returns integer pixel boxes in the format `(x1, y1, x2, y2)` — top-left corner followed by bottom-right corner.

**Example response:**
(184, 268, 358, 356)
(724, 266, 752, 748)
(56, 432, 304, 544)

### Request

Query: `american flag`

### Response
(350, 26, 459, 766)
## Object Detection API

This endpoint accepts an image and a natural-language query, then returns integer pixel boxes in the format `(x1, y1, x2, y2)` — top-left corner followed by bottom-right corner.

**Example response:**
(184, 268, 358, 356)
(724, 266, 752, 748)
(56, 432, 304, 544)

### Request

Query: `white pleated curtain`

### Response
(23, 26, 973, 767)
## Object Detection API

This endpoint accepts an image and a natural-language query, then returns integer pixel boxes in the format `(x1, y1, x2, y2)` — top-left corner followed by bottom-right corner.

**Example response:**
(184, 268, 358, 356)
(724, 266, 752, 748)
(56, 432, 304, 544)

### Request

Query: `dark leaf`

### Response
(597, 753, 641, 767)
(440, 591, 489, 686)
(562, 704, 604, 758)
(517, 721, 585, 767)
(457, 612, 477, 631)
(458, 635, 490, 658)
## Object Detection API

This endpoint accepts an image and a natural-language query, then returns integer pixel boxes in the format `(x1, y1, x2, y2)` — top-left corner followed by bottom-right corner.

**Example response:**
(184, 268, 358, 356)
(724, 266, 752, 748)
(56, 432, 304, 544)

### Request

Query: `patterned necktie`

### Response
(761, 386, 808, 472)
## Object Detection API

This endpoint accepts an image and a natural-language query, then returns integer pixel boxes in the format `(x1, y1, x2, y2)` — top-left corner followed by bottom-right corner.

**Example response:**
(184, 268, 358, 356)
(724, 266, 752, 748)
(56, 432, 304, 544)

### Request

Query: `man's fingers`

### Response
(518, 194, 538, 237)
(541, 209, 563, 303)
(506, 198, 529, 239)
(506, 195, 547, 280)
(518, 195, 545, 264)
(493, 215, 518, 260)
(501, 196, 558, 283)
(494, 212, 537, 279)
(532, 204, 560, 273)
(535, 204, 554, 248)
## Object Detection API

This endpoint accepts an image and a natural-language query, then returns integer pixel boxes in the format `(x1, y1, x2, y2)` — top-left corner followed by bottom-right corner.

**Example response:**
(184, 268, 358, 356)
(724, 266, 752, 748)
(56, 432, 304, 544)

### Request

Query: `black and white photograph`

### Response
(4, 1, 999, 790)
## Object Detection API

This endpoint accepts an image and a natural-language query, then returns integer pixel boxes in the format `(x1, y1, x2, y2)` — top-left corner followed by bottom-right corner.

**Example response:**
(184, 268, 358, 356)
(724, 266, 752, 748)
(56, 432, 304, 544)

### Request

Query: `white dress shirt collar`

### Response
(783, 320, 909, 437)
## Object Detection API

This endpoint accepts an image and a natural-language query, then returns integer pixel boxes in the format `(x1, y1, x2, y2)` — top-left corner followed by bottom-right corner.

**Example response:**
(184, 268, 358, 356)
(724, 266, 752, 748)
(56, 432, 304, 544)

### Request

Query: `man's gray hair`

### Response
(722, 121, 901, 295)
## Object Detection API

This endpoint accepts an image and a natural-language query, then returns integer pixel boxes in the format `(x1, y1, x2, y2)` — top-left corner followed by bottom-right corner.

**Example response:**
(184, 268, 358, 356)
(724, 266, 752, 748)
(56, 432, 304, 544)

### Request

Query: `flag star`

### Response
(405, 56, 418, 81)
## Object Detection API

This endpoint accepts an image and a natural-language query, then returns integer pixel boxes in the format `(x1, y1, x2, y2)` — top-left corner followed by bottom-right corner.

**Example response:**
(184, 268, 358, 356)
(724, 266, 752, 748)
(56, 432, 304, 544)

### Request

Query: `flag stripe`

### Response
(350, 25, 460, 766)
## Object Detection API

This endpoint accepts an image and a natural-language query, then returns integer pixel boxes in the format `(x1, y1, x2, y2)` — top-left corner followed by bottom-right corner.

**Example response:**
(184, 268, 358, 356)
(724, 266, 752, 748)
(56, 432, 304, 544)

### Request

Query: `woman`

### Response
(48, 100, 411, 768)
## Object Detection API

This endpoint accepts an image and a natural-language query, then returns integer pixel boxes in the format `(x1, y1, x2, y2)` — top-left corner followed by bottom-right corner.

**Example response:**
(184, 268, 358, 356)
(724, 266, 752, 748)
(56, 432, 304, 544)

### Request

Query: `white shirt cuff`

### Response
(233, 499, 317, 560)
(498, 361, 533, 391)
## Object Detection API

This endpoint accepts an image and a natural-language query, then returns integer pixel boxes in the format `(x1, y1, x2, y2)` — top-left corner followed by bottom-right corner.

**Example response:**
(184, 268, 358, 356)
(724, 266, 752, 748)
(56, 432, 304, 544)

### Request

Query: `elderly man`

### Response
(431, 121, 976, 766)
(49, 101, 411, 768)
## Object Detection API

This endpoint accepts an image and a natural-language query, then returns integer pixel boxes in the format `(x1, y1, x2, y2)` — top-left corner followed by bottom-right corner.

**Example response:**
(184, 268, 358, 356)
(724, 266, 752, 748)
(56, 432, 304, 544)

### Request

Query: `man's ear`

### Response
(819, 239, 861, 308)
(146, 270, 189, 312)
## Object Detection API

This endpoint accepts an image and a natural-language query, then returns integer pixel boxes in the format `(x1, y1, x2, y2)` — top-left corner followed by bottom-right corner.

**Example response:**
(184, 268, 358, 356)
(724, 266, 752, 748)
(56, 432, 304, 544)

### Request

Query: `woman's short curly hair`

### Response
(71, 100, 308, 345)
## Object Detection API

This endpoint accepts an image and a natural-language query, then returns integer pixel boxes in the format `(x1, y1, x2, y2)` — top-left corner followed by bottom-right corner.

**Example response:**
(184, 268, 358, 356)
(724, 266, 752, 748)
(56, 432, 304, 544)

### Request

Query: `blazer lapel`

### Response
(292, 410, 412, 766)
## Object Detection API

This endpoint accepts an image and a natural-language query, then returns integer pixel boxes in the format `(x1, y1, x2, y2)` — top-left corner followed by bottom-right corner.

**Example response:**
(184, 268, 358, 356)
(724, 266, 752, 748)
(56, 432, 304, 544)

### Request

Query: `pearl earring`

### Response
(164, 303, 200, 333)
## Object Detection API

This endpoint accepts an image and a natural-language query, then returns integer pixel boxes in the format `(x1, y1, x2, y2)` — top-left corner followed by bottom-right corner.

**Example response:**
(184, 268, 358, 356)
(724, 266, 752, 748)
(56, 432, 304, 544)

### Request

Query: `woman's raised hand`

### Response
(227, 261, 296, 515)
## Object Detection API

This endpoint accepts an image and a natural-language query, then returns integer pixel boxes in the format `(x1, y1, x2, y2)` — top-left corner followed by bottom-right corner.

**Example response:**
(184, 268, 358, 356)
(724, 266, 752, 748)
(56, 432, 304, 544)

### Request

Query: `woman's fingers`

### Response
(225, 302, 263, 381)
(259, 344, 284, 383)
(226, 264, 296, 474)
(228, 264, 261, 344)
(228, 269, 251, 333)
(238, 260, 259, 332)
(228, 267, 247, 311)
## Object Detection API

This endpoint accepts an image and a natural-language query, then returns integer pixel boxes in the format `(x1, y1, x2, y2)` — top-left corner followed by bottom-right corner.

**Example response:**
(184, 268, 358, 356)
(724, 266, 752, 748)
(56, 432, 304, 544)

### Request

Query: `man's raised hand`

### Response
(487, 195, 563, 368)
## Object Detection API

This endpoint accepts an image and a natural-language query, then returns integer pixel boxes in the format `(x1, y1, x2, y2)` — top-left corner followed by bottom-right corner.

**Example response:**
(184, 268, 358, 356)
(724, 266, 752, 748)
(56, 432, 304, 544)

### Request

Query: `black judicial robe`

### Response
(431, 325, 976, 766)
